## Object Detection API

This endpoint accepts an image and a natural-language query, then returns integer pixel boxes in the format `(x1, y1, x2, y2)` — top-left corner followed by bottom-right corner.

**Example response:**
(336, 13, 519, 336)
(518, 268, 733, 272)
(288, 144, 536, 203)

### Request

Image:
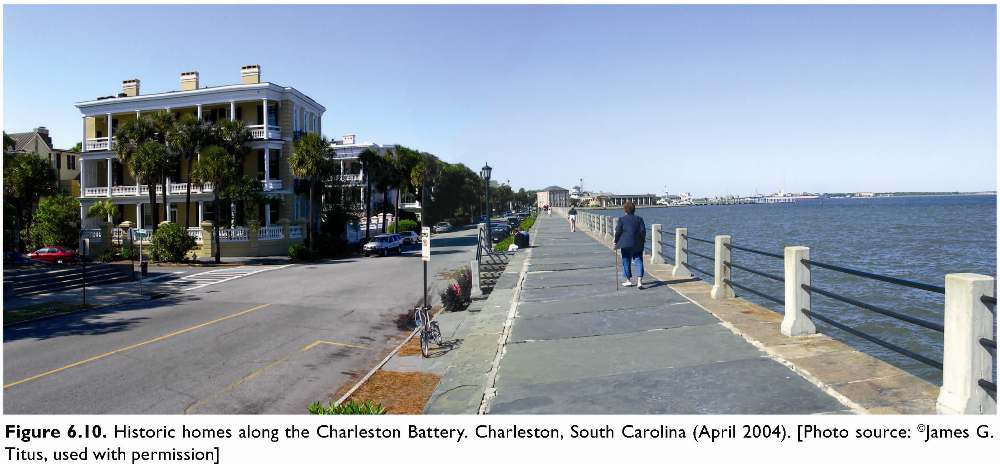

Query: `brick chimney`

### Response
(180, 71, 199, 91)
(121, 79, 140, 97)
(240, 65, 261, 84)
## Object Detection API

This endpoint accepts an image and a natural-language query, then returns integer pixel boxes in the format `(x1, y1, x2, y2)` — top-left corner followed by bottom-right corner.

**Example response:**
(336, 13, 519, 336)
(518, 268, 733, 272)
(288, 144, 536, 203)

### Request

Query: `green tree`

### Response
(3, 132, 16, 153)
(149, 111, 178, 224)
(167, 114, 211, 228)
(28, 194, 81, 249)
(358, 147, 381, 240)
(191, 145, 237, 263)
(289, 133, 331, 250)
(114, 116, 170, 233)
(3, 153, 57, 251)
(87, 199, 118, 224)
(70, 142, 83, 153)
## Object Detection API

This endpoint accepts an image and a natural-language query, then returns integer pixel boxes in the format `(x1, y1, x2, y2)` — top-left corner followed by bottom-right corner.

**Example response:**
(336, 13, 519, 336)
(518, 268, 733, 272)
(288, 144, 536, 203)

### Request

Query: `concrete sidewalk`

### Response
(480, 214, 850, 414)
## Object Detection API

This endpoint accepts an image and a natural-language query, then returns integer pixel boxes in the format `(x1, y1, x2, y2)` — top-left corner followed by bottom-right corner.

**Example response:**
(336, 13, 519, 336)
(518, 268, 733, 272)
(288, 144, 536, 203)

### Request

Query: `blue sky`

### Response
(3, 4, 996, 195)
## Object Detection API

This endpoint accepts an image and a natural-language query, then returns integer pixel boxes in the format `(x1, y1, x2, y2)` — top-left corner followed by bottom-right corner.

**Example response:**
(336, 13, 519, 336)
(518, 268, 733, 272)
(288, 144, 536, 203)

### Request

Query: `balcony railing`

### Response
(336, 174, 364, 184)
(218, 227, 249, 242)
(261, 179, 283, 191)
(83, 183, 214, 198)
(85, 137, 111, 151)
(247, 125, 281, 140)
(257, 225, 284, 240)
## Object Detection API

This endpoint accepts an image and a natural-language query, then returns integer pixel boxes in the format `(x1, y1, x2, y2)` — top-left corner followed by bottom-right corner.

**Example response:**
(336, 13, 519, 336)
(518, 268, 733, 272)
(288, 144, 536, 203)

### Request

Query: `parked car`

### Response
(490, 222, 511, 242)
(505, 216, 521, 228)
(363, 234, 403, 257)
(27, 246, 78, 264)
(433, 222, 454, 233)
(398, 231, 419, 245)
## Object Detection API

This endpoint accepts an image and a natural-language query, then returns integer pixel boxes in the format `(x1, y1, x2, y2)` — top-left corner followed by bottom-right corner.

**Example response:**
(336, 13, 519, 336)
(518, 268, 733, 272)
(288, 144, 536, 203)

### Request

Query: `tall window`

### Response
(269, 149, 280, 179)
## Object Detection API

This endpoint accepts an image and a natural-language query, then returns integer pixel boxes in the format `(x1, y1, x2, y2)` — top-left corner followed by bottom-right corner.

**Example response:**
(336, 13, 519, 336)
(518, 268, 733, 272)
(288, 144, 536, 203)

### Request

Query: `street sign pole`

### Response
(422, 226, 431, 309)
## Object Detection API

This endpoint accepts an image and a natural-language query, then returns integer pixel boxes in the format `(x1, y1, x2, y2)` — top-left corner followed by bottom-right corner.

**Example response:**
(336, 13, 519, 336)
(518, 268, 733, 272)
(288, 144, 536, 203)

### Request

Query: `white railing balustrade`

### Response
(336, 174, 364, 184)
(247, 125, 281, 140)
(261, 179, 283, 191)
(81, 229, 103, 242)
(138, 184, 164, 195)
(218, 227, 249, 242)
(111, 185, 138, 196)
(85, 138, 110, 151)
(170, 183, 188, 194)
(257, 225, 284, 241)
(187, 228, 203, 243)
(83, 187, 107, 197)
(288, 225, 303, 239)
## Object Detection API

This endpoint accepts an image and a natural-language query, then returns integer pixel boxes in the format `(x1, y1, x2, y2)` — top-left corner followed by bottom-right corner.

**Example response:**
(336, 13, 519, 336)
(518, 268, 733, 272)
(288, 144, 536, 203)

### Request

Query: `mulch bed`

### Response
(336, 369, 442, 415)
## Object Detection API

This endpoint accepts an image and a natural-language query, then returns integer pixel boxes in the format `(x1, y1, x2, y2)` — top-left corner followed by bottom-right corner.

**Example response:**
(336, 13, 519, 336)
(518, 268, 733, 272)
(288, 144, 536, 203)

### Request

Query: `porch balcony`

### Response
(248, 124, 281, 140)
(261, 179, 283, 191)
(85, 137, 112, 151)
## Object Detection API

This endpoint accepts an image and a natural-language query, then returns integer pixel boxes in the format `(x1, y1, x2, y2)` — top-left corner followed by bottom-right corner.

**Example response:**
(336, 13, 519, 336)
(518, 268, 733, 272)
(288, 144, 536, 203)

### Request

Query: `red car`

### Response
(27, 246, 78, 264)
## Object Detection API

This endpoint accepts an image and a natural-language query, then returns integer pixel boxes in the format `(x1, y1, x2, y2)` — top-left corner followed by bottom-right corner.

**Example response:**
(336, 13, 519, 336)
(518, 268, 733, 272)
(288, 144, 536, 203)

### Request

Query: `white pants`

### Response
(569, 215, 576, 231)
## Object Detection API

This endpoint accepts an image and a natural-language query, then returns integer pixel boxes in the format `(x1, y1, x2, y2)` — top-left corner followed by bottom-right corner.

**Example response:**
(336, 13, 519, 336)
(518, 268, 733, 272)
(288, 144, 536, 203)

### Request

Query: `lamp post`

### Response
(481, 163, 492, 243)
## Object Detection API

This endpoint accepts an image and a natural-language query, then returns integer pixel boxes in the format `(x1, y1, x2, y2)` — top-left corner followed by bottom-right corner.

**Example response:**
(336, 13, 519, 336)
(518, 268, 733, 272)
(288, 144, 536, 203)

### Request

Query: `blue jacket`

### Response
(614, 214, 646, 252)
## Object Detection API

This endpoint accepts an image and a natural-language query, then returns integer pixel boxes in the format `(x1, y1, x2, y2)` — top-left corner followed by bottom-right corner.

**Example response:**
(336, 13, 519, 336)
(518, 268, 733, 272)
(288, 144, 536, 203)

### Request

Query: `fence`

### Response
(575, 210, 996, 414)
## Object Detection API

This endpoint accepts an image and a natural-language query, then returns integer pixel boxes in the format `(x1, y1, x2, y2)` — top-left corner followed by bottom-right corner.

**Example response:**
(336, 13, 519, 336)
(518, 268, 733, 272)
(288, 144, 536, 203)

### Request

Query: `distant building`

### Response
(594, 193, 658, 207)
(6, 126, 80, 195)
(537, 186, 570, 207)
(329, 134, 400, 222)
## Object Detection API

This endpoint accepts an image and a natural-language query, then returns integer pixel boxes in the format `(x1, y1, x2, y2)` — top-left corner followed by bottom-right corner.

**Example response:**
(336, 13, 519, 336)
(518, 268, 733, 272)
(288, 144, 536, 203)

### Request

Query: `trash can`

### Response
(140, 260, 148, 277)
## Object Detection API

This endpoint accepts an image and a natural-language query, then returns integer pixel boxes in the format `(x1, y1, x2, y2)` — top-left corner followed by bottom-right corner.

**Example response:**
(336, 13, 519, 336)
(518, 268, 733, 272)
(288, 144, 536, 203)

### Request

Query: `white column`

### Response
(82, 116, 87, 152)
(264, 204, 271, 226)
(262, 98, 269, 132)
(781, 246, 816, 336)
(673, 228, 691, 278)
(198, 201, 204, 224)
(79, 159, 86, 193)
(937, 274, 996, 414)
(196, 104, 203, 121)
(166, 199, 171, 222)
(264, 147, 271, 185)
(136, 204, 142, 230)
(106, 113, 112, 148)
(711, 235, 734, 299)
(230, 101, 236, 121)
(651, 224, 664, 264)
(106, 158, 112, 196)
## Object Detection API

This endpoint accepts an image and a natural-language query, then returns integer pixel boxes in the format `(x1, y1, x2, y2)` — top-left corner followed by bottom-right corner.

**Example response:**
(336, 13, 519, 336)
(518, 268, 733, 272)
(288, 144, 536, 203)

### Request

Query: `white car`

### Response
(398, 231, 419, 244)
(363, 234, 403, 257)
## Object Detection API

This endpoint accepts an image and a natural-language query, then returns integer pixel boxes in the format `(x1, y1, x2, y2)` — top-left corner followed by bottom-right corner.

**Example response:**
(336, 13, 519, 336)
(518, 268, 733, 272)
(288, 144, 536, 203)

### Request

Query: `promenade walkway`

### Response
(483, 214, 850, 414)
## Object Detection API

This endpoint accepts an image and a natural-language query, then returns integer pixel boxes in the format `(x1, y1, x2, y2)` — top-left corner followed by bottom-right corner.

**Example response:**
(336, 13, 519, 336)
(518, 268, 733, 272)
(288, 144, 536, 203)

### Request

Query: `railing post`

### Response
(711, 235, 733, 299)
(672, 228, 691, 278)
(200, 220, 215, 260)
(650, 224, 664, 264)
(611, 217, 618, 241)
(470, 259, 483, 299)
(937, 273, 996, 414)
(781, 246, 815, 336)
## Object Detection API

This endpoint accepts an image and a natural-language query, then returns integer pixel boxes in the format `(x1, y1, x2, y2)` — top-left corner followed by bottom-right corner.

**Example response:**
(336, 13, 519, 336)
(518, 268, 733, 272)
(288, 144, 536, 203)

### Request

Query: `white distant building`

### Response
(537, 186, 570, 207)
(329, 134, 399, 220)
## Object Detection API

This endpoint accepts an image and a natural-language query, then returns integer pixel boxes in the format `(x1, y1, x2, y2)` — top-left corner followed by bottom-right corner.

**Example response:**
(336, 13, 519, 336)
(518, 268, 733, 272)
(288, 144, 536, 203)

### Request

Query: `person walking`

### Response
(568, 206, 578, 232)
(613, 201, 647, 289)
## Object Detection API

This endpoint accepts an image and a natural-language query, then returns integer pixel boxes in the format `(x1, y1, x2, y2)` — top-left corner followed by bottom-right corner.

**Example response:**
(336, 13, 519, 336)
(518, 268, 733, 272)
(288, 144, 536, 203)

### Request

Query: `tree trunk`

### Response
(381, 187, 387, 233)
(184, 157, 192, 229)
(213, 195, 221, 263)
(160, 171, 169, 226)
(147, 181, 159, 234)
(307, 180, 315, 251)
(364, 179, 371, 240)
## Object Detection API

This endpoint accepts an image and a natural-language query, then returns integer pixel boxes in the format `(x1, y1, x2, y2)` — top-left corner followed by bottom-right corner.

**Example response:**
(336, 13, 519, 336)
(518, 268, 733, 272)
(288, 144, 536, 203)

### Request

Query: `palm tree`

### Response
(149, 111, 177, 224)
(289, 133, 330, 251)
(87, 199, 118, 224)
(191, 145, 236, 263)
(167, 114, 211, 229)
(212, 119, 253, 228)
(373, 150, 400, 233)
(115, 116, 170, 233)
(358, 147, 381, 240)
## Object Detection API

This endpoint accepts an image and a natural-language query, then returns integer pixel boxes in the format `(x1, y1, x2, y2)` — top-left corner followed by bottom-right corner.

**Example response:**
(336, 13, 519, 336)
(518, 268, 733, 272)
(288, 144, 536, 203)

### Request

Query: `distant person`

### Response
(546, 204, 551, 216)
(568, 206, 578, 232)
(614, 201, 647, 289)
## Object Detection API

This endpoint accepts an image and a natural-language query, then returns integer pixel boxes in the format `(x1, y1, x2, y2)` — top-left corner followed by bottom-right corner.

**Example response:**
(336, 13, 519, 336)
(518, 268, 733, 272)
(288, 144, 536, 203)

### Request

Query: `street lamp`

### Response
(481, 163, 492, 241)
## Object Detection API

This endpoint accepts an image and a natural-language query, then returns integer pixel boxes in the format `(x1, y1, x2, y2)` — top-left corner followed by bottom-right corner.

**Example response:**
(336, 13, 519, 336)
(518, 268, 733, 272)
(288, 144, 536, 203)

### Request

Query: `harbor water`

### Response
(591, 194, 997, 383)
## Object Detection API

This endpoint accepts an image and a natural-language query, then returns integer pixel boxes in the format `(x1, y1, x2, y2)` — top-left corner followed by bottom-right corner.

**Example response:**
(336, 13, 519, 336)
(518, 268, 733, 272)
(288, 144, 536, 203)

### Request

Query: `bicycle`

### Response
(413, 304, 442, 358)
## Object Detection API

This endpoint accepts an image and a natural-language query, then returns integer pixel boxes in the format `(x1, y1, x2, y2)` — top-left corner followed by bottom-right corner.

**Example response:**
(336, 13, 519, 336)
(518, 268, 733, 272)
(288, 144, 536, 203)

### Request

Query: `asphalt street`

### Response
(3, 226, 479, 414)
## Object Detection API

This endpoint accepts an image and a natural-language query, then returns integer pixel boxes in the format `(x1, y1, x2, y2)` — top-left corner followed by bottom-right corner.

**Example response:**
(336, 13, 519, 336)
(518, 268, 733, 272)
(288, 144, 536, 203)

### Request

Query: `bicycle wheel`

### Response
(430, 321, 442, 345)
(420, 330, 431, 358)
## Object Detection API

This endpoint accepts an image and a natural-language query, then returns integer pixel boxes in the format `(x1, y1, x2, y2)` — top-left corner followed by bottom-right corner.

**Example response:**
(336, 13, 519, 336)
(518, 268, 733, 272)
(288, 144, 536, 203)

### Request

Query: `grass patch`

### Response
(3, 302, 93, 326)
(308, 399, 387, 415)
(494, 214, 537, 252)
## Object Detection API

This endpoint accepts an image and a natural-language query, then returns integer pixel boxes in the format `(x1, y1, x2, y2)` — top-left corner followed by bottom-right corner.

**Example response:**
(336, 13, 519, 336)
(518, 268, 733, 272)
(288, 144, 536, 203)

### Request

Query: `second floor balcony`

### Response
(248, 124, 281, 140)
(86, 137, 112, 151)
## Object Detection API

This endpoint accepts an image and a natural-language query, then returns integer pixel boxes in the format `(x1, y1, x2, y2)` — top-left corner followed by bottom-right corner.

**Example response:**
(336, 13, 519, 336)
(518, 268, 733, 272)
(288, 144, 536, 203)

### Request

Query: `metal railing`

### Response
(681, 233, 714, 279)
(979, 297, 997, 398)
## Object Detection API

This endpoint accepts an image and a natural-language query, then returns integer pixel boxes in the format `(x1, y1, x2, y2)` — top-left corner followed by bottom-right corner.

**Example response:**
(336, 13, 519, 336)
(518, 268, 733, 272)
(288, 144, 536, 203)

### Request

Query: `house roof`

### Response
(6, 131, 50, 153)
(541, 185, 569, 192)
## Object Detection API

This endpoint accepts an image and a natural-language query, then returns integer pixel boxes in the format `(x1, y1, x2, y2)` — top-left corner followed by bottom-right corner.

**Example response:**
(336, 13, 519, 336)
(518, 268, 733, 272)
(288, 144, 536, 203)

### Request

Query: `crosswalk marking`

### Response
(152, 264, 292, 292)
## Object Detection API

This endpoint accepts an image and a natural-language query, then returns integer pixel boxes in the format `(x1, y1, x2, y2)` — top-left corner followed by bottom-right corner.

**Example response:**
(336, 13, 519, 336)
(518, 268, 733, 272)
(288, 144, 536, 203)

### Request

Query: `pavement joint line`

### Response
(301, 339, 370, 352)
(3, 303, 273, 390)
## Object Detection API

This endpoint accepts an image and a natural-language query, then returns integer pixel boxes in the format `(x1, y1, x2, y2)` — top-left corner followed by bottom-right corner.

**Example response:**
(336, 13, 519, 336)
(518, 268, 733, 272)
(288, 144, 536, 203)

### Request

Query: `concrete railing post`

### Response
(781, 246, 815, 336)
(470, 259, 483, 299)
(611, 217, 618, 241)
(650, 224, 664, 264)
(672, 228, 691, 278)
(711, 235, 734, 299)
(937, 273, 996, 414)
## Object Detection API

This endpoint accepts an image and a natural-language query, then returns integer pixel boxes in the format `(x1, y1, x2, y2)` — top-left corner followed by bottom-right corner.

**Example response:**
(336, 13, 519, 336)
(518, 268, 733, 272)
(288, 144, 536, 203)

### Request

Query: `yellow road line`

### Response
(185, 338, 369, 413)
(301, 339, 370, 352)
(4, 303, 273, 390)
